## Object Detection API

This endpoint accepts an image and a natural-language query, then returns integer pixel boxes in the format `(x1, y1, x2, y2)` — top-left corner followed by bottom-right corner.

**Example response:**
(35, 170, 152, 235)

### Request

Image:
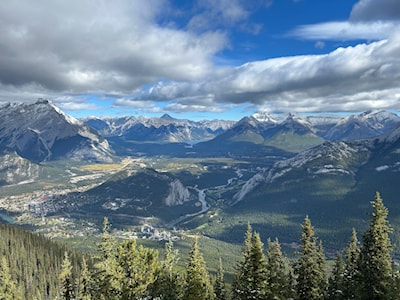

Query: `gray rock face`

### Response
(0, 153, 40, 185)
(0, 99, 113, 162)
(164, 179, 191, 206)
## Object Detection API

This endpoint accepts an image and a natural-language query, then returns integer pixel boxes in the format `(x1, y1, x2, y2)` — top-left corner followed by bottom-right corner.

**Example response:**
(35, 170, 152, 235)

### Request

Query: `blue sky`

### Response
(0, 0, 399, 120)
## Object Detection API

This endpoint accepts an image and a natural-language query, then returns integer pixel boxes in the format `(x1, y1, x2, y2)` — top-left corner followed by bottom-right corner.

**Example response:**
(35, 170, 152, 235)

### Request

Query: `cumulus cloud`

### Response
(139, 33, 400, 113)
(350, 0, 400, 21)
(1, 0, 400, 116)
(0, 0, 226, 97)
(290, 0, 400, 42)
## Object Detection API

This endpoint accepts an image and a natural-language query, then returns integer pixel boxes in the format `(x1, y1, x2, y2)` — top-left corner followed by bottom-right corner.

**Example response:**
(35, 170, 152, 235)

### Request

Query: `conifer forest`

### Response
(1, 192, 400, 299)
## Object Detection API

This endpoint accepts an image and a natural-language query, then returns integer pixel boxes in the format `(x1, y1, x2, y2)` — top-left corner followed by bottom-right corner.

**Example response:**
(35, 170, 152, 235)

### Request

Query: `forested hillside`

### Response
(0, 224, 87, 299)
(1, 192, 399, 299)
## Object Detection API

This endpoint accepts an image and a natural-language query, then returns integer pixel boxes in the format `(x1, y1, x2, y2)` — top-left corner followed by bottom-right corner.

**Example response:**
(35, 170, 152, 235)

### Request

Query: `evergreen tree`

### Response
(232, 225, 268, 300)
(76, 256, 92, 300)
(116, 239, 160, 299)
(0, 255, 21, 300)
(184, 237, 214, 300)
(93, 217, 120, 299)
(214, 258, 228, 300)
(59, 251, 75, 300)
(358, 192, 394, 299)
(327, 254, 345, 300)
(265, 238, 293, 300)
(342, 228, 360, 299)
(153, 241, 183, 300)
(295, 216, 327, 300)
(232, 223, 253, 299)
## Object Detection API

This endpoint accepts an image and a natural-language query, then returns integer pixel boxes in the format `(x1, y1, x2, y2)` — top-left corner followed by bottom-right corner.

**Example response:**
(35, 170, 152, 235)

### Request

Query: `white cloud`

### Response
(139, 33, 400, 113)
(350, 0, 400, 22)
(0, 0, 226, 96)
(113, 98, 163, 114)
(290, 0, 400, 42)
(290, 21, 399, 41)
(1, 0, 400, 117)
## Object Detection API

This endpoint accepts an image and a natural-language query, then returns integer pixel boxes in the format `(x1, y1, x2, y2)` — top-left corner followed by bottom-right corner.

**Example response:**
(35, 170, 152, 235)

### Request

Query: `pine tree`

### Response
(184, 237, 214, 300)
(295, 216, 327, 300)
(214, 258, 228, 300)
(358, 192, 394, 299)
(265, 238, 293, 300)
(59, 251, 75, 300)
(327, 254, 345, 300)
(342, 228, 360, 299)
(153, 241, 183, 300)
(232, 225, 268, 300)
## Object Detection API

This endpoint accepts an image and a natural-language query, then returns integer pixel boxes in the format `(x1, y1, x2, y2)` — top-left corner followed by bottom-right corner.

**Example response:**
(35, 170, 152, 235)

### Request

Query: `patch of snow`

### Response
(376, 165, 390, 172)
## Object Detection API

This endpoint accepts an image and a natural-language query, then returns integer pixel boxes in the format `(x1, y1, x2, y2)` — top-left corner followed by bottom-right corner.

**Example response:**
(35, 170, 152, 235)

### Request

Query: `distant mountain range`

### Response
(83, 114, 235, 143)
(1, 99, 399, 166)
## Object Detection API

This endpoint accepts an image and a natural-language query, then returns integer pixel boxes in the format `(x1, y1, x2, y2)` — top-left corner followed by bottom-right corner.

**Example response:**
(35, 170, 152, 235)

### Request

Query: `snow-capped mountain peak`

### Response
(252, 111, 278, 124)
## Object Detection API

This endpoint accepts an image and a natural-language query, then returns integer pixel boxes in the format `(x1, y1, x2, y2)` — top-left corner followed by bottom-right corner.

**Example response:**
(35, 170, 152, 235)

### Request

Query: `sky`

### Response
(0, 0, 400, 120)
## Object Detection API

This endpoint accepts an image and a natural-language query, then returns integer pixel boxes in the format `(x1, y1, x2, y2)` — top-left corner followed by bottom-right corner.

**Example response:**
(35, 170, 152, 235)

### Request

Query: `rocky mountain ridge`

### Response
(0, 99, 113, 162)
(83, 114, 235, 143)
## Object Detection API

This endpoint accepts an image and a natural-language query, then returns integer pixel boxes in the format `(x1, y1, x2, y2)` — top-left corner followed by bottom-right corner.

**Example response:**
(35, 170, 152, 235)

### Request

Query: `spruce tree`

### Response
(214, 258, 228, 300)
(327, 254, 345, 300)
(59, 251, 75, 300)
(232, 225, 268, 300)
(359, 192, 394, 299)
(184, 237, 214, 300)
(342, 228, 360, 299)
(265, 238, 293, 300)
(0, 255, 21, 300)
(76, 256, 92, 300)
(152, 240, 183, 300)
(232, 223, 253, 299)
(295, 216, 327, 300)
(93, 217, 122, 300)
(116, 239, 160, 299)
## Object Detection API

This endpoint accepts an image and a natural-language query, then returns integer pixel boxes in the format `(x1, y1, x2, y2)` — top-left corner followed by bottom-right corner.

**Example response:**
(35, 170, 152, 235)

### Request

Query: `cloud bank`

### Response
(0, 0, 399, 115)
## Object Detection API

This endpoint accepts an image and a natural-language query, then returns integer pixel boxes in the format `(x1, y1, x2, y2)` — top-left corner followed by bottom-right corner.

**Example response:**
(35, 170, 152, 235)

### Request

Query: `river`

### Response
(0, 210, 16, 224)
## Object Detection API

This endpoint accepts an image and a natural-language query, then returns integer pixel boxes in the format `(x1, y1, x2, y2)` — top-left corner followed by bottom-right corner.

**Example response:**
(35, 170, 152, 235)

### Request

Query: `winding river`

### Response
(167, 171, 241, 228)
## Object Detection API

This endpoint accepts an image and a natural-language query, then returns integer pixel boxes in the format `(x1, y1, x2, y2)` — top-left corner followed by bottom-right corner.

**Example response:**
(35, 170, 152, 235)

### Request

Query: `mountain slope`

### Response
(262, 113, 324, 152)
(324, 110, 400, 141)
(0, 99, 113, 162)
(216, 124, 400, 251)
(32, 168, 200, 226)
(212, 113, 324, 154)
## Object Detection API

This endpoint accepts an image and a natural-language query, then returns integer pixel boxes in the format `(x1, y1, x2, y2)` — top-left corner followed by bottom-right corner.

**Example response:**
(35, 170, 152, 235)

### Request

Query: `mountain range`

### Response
(83, 114, 235, 143)
(2, 100, 400, 253)
(1, 99, 399, 164)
